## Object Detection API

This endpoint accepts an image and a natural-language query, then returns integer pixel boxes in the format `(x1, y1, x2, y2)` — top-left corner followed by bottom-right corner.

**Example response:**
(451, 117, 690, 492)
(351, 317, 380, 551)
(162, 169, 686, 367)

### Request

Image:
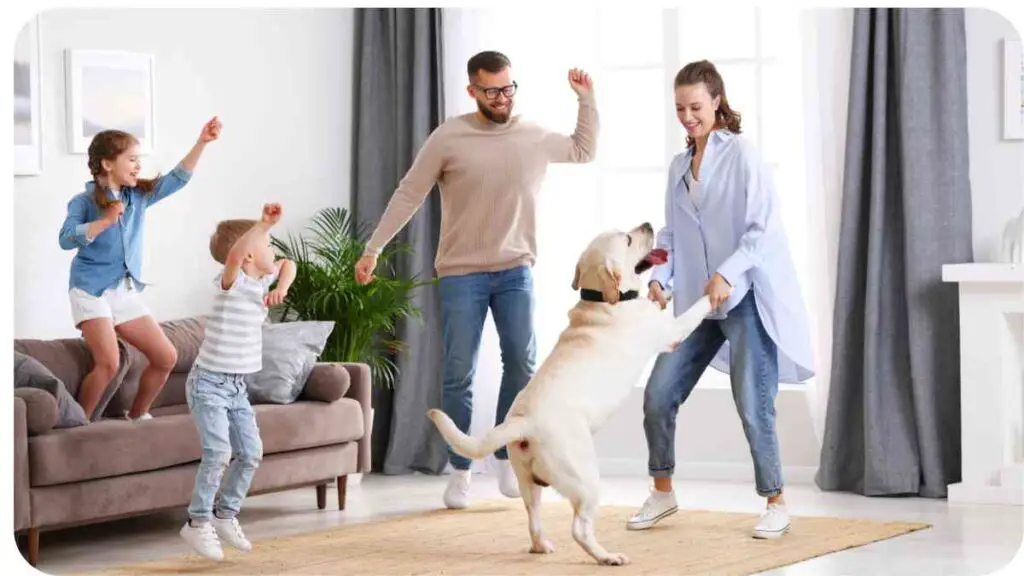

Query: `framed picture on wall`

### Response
(14, 16, 42, 176)
(65, 49, 155, 154)
(1004, 38, 1024, 141)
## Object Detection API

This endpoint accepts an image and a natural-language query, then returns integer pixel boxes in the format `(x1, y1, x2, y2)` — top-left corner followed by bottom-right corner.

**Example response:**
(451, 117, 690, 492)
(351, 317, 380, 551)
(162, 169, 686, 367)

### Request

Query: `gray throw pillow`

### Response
(247, 321, 335, 404)
(13, 351, 90, 428)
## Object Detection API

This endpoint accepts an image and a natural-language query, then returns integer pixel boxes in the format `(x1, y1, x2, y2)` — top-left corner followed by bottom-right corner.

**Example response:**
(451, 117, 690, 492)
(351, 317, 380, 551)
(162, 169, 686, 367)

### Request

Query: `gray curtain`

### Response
(352, 8, 447, 475)
(816, 8, 973, 498)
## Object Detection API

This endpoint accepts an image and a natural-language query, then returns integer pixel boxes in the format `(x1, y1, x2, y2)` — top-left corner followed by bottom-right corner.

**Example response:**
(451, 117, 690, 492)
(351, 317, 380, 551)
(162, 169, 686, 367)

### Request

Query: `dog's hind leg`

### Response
(513, 456, 554, 554)
(525, 482, 555, 554)
(557, 440, 630, 566)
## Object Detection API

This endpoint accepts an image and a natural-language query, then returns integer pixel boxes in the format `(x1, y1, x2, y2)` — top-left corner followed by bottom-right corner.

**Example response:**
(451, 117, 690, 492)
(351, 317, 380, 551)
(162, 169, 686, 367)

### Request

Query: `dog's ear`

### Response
(572, 263, 581, 291)
(598, 260, 622, 304)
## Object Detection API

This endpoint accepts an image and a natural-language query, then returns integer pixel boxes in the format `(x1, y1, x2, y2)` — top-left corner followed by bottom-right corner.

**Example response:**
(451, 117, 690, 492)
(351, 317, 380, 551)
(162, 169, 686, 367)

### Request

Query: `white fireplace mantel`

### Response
(943, 263, 1024, 505)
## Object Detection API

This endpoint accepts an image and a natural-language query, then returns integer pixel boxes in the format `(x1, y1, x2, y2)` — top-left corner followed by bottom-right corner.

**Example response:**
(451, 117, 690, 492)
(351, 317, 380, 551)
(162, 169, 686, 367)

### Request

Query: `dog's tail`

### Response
(427, 409, 530, 460)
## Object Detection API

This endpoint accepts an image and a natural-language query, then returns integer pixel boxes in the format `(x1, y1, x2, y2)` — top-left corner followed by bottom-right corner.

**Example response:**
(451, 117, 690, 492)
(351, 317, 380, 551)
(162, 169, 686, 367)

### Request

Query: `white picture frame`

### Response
(65, 49, 155, 154)
(1004, 38, 1024, 141)
(14, 16, 42, 175)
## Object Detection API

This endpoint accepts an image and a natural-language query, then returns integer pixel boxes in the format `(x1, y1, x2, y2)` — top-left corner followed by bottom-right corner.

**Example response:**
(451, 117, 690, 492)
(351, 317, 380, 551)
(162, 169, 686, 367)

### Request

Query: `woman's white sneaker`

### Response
(626, 489, 678, 530)
(752, 503, 791, 539)
(179, 520, 223, 561)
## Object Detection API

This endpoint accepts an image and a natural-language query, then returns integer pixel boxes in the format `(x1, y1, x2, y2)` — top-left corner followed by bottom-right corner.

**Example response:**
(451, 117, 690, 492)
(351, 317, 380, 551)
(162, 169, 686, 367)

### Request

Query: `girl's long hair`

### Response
(87, 130, 160, 208)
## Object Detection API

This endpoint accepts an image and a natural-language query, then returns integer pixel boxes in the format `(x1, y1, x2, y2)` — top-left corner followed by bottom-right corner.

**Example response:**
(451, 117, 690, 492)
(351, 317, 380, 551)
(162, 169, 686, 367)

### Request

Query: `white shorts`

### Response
(69, 277, 151, 328)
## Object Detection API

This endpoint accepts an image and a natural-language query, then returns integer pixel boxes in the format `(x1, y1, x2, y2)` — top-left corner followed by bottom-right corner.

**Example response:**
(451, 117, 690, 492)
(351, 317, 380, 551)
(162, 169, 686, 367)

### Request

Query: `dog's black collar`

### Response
(580, 288, 639, 303)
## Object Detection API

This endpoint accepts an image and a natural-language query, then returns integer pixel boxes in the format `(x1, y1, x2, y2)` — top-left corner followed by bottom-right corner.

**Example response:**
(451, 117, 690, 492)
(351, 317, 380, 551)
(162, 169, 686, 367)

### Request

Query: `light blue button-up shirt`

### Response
(58, 165, 192, 296)
(651, 130, 814, 383)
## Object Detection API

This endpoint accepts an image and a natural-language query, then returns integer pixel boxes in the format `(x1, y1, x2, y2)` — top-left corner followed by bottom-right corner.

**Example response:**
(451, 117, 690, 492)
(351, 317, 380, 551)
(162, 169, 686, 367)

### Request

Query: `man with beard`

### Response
(355, 50, 599, 509)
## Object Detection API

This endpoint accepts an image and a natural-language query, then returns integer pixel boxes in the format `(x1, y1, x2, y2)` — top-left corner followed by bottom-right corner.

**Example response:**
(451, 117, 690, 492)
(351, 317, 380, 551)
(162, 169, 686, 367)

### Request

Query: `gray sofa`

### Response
(12, 317, 371, 566)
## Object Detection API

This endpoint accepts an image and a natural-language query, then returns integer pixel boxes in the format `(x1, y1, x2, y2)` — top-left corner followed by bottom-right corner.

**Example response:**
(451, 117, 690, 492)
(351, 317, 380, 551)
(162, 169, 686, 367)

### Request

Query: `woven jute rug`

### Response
(86, 501, 928, 575)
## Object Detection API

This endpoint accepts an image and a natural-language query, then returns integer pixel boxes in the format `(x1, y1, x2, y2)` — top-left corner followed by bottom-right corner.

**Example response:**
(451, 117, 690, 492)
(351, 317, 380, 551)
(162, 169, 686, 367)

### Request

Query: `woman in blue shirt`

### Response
(625, 61, 814, 539)
(59, 117, 222, 422)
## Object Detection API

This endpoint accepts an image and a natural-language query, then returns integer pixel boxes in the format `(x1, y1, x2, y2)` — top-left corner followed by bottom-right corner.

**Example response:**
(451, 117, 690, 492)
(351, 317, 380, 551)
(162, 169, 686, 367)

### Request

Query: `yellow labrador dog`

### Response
(429, 222, 712, 566)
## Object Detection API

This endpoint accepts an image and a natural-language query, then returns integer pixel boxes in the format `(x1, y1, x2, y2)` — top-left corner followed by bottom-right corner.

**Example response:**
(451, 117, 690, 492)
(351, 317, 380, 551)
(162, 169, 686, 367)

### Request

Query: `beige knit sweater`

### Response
(365, 96, 599, 277)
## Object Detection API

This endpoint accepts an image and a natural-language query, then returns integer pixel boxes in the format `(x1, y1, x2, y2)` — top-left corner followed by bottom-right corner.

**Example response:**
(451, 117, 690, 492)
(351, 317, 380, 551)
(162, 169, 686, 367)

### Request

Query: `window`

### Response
(581, 6, 806, 239)
(591, 7, 807, 388)
(442, 7, 809, 389)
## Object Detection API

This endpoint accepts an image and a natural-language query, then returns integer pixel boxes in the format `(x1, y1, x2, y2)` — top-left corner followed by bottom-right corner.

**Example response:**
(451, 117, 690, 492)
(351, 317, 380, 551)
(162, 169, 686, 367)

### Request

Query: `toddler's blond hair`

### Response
(209, 219, 257, 265)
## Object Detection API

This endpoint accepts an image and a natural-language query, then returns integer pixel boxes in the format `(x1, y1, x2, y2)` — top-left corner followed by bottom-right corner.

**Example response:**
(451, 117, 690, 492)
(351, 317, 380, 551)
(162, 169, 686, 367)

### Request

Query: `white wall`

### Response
(966, 8, 1024, 262)
(13, 8, 354, 339)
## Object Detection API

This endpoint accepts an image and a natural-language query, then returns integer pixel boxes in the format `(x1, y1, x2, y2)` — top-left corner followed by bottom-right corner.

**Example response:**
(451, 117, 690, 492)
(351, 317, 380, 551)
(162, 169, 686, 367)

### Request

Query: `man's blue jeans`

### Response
(643, 291, 784, 497)
(438, 266, 537, 470)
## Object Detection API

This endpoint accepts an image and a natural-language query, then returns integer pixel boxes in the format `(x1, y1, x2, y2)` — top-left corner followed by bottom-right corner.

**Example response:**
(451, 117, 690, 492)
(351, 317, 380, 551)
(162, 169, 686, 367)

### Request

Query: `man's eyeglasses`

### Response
(474, 81, 518, 100)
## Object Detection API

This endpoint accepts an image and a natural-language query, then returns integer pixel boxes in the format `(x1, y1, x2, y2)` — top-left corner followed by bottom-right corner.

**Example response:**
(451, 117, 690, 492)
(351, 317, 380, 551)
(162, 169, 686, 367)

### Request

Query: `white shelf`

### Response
(942, 263, 1024, 283)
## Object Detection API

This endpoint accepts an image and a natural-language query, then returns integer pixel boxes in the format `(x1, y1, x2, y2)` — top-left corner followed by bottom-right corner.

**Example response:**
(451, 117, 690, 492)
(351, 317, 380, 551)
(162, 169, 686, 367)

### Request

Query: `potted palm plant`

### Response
(271, 207, 432, 389)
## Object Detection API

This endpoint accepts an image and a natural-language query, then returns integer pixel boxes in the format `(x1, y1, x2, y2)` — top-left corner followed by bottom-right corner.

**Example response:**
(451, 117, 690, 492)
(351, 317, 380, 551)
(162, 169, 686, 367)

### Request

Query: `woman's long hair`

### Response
(674, 60, 742, 147)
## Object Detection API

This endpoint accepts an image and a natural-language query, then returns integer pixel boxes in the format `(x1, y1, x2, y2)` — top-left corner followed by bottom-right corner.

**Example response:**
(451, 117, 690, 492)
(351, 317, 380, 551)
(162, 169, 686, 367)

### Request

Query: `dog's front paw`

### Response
(599, 552, 630, 566)
(530, 539, 556, 554)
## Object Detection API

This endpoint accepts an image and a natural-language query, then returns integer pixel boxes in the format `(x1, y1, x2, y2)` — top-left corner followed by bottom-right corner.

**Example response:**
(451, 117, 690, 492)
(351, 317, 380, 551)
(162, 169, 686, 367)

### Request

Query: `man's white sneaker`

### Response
(179, 521, 223, 561)
(444, 469, 472, 509)
(626, 489, 678, 531)
(212, 515, 253, 552)
(752, 503, 791, 539)
(495, 459, 521, 498)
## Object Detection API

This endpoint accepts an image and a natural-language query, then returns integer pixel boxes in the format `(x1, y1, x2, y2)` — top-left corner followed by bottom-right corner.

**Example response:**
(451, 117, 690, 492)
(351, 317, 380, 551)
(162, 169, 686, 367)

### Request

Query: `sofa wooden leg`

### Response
(27, 528, 39, 566)
(316, 484, 327, 510)
(337, 475, 348, 511)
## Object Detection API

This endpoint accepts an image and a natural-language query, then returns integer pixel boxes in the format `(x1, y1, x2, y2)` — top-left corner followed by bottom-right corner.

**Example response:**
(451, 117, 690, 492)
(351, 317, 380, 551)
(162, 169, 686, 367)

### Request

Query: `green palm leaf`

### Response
(271, 207, 435, 389)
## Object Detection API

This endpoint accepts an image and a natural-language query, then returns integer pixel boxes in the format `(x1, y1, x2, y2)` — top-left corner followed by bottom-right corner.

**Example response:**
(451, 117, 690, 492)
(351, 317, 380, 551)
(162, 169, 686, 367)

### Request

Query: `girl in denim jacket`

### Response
(58, 117, 222, 421)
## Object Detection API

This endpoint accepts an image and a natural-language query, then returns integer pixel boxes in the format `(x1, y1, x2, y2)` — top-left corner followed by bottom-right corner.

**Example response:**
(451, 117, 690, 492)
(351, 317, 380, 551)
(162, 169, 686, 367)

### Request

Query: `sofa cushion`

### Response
(159, 316, 207, 372)
(253, 398, 363, 456)
(28, 398, 364, 487)
(14, 338, 131, 421)
(248, 321, 335, 404)
(13, 388, 59, 435)
(14, 351, 89, 428)
(112, 317, 206, 415)
(153, 372, 189, 409)
(301, 363, 351, 403)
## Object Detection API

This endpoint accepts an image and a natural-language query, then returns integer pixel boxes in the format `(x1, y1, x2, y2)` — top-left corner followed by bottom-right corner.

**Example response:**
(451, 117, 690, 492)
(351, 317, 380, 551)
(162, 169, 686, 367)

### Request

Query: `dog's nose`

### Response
(640, 222, 653, 234)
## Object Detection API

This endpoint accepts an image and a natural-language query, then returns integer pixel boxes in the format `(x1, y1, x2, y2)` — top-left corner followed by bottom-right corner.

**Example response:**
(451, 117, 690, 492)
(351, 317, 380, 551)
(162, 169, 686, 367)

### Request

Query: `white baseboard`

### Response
(598, 458, 818, 485)
(948, 481, 1024, 506)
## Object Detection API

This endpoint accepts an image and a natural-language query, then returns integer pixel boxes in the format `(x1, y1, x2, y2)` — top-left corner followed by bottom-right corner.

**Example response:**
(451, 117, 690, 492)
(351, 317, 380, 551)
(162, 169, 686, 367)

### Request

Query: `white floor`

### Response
(24, 474, 1024, 575)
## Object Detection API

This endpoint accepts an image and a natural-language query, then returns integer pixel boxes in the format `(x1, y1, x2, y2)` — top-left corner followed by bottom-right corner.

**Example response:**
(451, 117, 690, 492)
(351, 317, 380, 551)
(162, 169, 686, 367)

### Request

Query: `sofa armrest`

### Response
(13, 388, 58, 436)
(341, 363, 372, 473)
(13, 397, 31, 532)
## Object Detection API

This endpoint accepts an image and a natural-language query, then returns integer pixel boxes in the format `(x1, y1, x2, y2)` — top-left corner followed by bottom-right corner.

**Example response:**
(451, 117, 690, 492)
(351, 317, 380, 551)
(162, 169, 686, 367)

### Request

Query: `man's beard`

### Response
(477, 99, 512, 124)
